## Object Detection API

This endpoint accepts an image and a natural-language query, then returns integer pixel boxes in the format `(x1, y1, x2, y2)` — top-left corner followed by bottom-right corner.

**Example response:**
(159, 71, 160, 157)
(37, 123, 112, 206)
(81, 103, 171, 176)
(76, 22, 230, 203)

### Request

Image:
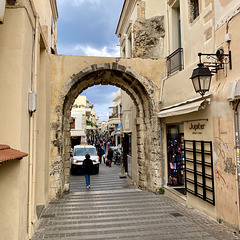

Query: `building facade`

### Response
(70, 95, 90, 146)
(116, 0, 240, 230)
(120, 90, 138, 181)
(160, 0, 240, 229)
(0, 0, 58, 239)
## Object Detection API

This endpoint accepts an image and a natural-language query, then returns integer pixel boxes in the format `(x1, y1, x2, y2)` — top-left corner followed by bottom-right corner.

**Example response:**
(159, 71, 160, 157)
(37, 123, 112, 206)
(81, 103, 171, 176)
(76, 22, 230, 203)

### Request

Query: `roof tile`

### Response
(0, 144, 28, 164)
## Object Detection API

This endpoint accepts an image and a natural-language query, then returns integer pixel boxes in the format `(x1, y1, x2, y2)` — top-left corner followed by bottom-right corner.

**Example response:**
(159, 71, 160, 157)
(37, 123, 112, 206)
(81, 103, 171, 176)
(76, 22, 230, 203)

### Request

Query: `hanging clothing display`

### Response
(167, 126, 184, 186)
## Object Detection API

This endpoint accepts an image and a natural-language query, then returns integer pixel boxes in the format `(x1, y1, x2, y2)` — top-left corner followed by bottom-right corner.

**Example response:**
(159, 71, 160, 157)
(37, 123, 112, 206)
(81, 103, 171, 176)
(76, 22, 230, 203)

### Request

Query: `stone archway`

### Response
(49, 58, 163, 199)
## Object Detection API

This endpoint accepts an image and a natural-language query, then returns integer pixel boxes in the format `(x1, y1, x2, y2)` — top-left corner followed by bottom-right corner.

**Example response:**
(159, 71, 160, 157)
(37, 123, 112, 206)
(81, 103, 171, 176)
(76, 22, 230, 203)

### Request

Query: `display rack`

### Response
(167, 136, 184, 186)
(184, 140, 215, 205)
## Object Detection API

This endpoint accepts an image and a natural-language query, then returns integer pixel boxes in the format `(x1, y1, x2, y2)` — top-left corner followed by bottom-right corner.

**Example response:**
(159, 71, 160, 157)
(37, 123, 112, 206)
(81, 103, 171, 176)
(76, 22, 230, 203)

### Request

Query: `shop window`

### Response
(169, 1, 181, 52)
(190, 0, 199, 23)
(167, 1, 183, 75)
(167, 125, 185, 188)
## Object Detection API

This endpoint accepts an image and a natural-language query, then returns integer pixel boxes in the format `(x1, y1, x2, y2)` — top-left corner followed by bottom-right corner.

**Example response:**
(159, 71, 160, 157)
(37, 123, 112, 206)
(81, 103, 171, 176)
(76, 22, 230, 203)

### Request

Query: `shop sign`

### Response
(189, 122, 205, 134)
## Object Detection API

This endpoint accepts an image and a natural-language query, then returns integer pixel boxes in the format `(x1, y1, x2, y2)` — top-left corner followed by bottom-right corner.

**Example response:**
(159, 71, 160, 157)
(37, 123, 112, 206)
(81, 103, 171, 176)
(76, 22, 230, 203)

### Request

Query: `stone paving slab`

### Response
(32, 164, 240, 240)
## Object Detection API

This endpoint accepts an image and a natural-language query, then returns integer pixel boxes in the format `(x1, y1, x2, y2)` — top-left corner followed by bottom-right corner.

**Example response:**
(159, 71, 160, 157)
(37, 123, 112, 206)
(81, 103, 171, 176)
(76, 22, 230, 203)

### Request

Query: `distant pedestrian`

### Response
(98, 146, 104, 164)
(107, 147, 113, 167)
(102, 145, 106, 163)
(83, 154, 93, 189)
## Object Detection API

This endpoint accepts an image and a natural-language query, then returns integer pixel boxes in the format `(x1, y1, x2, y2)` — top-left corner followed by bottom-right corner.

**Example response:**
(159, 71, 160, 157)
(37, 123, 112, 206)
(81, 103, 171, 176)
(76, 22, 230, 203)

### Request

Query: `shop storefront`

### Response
(121, 104, 135, 181)
(166, 124, 185, 193)
(159, 96, 217, 219)
(123, 132, 132, 178)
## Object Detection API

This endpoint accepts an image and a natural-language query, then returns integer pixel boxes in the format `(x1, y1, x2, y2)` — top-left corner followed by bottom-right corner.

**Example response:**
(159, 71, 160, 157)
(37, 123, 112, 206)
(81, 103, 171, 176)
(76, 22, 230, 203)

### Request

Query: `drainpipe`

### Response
(235, 100, 240, 231)
(28, 106, 34, 238)
(166, 2, 170, 56)
(160, 118, 164, 189)
(28, 12, 39, 238)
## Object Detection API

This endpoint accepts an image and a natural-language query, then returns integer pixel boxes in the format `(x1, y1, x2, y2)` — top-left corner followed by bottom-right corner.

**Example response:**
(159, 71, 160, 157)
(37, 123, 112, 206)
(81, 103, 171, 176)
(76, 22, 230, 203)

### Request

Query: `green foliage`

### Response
(86, 120, 95, 127)
(159, 188, 165, 194)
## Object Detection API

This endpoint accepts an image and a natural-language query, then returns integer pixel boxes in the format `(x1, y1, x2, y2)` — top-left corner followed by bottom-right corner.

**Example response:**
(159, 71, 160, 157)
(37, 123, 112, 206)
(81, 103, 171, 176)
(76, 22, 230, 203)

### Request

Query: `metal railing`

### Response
(109, 113, 119, 119)
(167, 48, 184, 76)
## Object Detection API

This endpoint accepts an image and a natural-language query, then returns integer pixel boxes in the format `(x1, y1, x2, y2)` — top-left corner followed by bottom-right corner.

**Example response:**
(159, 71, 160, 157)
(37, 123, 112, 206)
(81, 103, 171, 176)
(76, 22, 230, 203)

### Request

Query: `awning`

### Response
(70, 129, 86, 137)
(108, 118, 121, 125)
(158, 99, 209, 118)
(111, 131, 115, 136)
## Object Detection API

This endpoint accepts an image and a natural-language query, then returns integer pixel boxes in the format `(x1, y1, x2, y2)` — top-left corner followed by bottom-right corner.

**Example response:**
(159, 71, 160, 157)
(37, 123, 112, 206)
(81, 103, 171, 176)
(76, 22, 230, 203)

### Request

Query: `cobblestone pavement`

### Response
(32, 163, 240, 240)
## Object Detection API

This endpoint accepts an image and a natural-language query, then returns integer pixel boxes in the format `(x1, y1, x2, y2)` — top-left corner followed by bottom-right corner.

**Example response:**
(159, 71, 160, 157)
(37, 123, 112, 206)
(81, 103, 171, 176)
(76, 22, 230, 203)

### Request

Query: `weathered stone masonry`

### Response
(133, 16, 165, 59)
(49, 58, 164, 199)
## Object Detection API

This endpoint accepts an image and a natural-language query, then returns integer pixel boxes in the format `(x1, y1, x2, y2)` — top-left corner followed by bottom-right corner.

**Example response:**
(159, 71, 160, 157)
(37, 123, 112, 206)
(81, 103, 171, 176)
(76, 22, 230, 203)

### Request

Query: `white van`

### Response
(70, 145, 99, 174)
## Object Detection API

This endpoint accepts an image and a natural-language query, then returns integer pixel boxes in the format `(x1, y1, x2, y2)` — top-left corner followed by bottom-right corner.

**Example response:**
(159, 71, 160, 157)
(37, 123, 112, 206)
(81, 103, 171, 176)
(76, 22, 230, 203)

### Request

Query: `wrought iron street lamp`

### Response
(190, 50, 232, 97)
(190, 63, 213, 97)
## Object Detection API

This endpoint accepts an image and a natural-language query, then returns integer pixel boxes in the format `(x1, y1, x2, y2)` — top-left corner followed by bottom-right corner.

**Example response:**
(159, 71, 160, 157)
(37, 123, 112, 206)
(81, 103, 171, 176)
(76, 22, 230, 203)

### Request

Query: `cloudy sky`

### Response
(57, 0, 124, 121)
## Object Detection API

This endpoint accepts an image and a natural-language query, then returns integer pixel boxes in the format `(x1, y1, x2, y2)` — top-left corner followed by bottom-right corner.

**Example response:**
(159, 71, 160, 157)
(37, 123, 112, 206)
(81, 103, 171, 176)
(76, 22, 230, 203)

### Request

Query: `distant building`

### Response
(0, 0, 58, 239)
(86, 109, 99, 143)
(70, 95, 100, 146)
(70, 96, 89, 146)
(108, 89, 122, 146)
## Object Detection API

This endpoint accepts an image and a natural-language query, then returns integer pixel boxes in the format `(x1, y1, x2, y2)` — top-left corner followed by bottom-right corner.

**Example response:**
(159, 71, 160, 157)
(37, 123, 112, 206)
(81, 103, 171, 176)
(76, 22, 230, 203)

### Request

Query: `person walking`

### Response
(83, 154, 93, 189)
(107, 147, 113, 167)
(97, 146, 104, 164)
(102, 145, 106, 163)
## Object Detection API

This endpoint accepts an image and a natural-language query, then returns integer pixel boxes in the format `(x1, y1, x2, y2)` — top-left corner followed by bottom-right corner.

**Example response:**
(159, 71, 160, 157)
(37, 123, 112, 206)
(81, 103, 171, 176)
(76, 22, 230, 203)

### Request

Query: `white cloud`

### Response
(58, 43, 120, 57)
(82, 88, 119, 122)
(74, 45, 119, 57)
(58, 0, 101, 7)
(74, 0, 101, 6)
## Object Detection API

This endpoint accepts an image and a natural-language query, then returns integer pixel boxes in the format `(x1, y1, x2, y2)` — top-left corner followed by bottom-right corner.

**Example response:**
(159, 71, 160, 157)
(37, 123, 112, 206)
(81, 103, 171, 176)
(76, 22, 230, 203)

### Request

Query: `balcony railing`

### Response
(167, 48, 184, 76)
(109, 113, 119, 119)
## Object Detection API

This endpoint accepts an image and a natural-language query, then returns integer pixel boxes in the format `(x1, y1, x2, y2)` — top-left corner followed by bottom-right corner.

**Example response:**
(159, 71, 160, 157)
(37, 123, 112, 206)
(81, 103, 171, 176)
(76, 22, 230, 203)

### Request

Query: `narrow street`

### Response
(32, 164, 240, 240)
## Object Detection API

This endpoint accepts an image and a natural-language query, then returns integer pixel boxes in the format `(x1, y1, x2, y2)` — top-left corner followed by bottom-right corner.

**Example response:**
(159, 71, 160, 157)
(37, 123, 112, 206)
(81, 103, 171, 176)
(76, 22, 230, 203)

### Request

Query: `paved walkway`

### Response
(32, 163, 240, 240)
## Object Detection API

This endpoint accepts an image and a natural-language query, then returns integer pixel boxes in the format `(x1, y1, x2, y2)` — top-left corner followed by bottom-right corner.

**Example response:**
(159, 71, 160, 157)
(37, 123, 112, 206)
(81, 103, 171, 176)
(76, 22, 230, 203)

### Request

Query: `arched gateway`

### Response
(49, 56, 164, 199)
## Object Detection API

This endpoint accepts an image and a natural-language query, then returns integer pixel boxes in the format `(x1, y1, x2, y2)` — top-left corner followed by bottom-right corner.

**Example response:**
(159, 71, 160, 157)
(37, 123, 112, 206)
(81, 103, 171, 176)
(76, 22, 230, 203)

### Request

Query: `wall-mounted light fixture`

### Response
(190, 50, 232, 97)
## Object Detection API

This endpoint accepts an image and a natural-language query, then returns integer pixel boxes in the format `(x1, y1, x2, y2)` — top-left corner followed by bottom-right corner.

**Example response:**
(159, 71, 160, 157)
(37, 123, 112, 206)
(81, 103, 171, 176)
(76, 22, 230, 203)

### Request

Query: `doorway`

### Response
(123, 133, 132, 178)
(166, 124, 185, 194)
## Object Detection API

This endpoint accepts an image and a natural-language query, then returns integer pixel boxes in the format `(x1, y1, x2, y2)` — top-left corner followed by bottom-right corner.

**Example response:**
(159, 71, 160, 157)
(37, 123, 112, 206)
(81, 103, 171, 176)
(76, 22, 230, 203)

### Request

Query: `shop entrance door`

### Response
(123, 133, 132, 177)
(167, 124, 185, 194)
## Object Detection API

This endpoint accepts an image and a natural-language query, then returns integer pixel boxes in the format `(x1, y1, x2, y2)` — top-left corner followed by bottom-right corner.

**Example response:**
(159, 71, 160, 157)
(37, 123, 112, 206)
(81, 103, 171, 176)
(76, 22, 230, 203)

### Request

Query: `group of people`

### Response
(82, 146, 114, 189)
(96, 145, 114, 166)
